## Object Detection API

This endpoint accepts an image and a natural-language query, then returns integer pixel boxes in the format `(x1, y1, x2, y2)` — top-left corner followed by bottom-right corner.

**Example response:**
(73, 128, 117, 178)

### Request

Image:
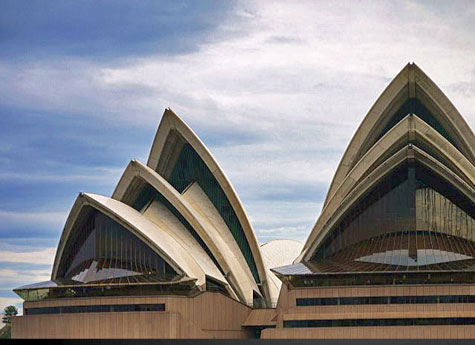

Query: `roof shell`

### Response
(146, 108, 277, 303)
(112, 159, 262, 304)
(51, 192, 208, 286)
(297, 63, 475, 264)
(323, 63, 475, 209)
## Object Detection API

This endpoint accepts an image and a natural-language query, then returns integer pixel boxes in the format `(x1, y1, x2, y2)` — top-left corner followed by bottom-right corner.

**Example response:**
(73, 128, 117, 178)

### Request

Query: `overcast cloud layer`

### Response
(1, 0, 474, 315)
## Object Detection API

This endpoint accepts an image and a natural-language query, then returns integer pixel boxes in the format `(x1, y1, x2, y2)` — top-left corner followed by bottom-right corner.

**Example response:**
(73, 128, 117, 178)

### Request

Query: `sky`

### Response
(0, 0, 474, 315)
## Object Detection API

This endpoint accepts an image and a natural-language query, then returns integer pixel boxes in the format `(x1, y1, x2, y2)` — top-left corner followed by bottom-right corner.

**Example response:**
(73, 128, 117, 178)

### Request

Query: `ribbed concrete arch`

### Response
(298, 145, 475, 262)
(300, 114, 475, 260)
(112, 159, 261, 305)
(112, 161, 230, 286)
(259, 239, 303, 304)
(412, 63, 475, 164)
(324, 63, 475, 209)
(146, 108, 275, 304)
(51, 193, 207, 286)
(329, 114, 475, 204)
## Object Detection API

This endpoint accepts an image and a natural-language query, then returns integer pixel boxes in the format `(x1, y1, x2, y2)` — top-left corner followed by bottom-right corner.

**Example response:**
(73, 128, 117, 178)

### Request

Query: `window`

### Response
(284, 317, 475, 328)
(57, 210, 178, 283)
(25, 303, 166, 315)
(314, 163, 475, 263)
(297, 295, 475, 306)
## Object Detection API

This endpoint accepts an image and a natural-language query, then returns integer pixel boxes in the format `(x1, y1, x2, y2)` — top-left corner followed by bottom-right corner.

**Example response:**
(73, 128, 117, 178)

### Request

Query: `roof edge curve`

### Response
(146, 108, 275, 303)
(51, 192, 208, 287)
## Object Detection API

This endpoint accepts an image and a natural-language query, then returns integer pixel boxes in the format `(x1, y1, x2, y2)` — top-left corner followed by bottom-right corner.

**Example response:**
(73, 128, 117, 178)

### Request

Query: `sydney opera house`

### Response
(11, 63, 475, 338)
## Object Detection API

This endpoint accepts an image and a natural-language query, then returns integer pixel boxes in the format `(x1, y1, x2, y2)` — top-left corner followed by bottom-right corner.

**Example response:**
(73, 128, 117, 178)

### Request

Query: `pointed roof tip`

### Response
(81, 192, 93, 199)
(402, 61, 421, 71)
(129, 159, 140, 168)
(164, 107, 176, 115)
(163, 108, 192, 132)
(404, 61, 416, 71)
(391, 62, 413, 79)
(82, 192, 107, 199)
(129, 159, 149, 171)
(396, 61, 425, 82)
(79, 192, 94, 203)
(162, 107, 183, 122)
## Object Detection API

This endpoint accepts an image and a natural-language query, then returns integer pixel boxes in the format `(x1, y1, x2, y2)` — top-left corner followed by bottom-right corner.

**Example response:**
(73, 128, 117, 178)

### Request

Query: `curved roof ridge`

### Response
(112, 159, 261, 305)
(51, 192, 207, 286)
(412, 63, 475, 162)
(323, 62, 475, 209)
(322, 62, 411, 207)
(298, 144, 475, 262)
(300, 113, 475, 260)
(112, 161, 227, 285)
(145, 108, 276, 304)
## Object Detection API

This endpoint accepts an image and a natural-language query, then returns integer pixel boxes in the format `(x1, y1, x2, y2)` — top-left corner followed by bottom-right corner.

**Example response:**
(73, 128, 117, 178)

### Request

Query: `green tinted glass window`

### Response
(167, 144, 260, 283)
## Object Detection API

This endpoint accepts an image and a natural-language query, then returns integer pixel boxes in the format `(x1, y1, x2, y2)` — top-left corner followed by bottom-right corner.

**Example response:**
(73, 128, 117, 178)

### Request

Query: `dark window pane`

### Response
(284, 318, 475, 328)
(57, 210, 178, 283)
(25, 304, 165, 315)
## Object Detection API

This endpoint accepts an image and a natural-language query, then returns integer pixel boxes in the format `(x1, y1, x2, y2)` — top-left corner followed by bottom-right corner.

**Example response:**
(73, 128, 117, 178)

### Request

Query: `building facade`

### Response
(12, 63, 475, 338)
(264, 63, 475, 339)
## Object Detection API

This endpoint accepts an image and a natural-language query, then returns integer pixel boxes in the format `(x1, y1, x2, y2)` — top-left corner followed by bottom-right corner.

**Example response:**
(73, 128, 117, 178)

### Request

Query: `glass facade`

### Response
(313, 162, 475, 273)
(131, 180, 225, 276)
(355, 249, 472, 266)
(205, 277, 228, 296)
(296, 295, 475, 306)
(14, 280, 198, 301)
(56, 209, 178, 283)
(315, 163, 413, 259)
(166, 142, 260, 283)
(288, 271, 475, 287)
(284, 317, 475, 328)
(25, 303, 165, 315)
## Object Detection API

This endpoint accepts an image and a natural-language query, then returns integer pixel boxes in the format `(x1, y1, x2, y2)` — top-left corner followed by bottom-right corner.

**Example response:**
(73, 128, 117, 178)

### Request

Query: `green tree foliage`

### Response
(2, 306, 18, 325)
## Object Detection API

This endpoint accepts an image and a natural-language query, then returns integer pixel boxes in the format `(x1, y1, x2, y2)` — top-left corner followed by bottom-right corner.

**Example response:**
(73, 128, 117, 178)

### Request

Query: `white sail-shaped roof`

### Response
(112, 159, 262, 303)
(51, 193, 208, 286)
(145, 108, 278, 305)
(49, 108, 280, 307)
(297, 63, 475, 264)
(323, 62, 474, 209)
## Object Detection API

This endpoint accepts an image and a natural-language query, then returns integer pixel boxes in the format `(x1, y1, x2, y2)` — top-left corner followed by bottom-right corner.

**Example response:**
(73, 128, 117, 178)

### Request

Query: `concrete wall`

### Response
(12, 291, 253, 339)
(262, 325, 475, 339)
(261, 283, 475, 338)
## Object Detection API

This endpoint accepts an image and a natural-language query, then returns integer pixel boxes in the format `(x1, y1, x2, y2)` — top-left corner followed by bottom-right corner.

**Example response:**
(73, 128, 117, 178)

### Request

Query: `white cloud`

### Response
(0, 166, 123, 184)
(0, 0, 474, 245)
(0, 249, 54, 316)
(0, 268, 51, 283)
(0, 297, 23, 317)
(0, 247, 56, 266)
(1, 0, 473, 321)
(0, 210, 67, 231)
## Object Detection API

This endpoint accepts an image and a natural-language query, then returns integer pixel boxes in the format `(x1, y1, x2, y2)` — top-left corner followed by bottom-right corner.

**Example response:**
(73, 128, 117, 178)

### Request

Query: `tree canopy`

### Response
(2, 306, 18, 325)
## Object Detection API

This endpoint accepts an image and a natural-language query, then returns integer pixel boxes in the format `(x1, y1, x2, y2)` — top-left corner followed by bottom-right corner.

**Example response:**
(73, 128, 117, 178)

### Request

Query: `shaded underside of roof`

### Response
(298, 63, 475, 264)
(145, 108, 278, 304)
(165, 142, 261, 284)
